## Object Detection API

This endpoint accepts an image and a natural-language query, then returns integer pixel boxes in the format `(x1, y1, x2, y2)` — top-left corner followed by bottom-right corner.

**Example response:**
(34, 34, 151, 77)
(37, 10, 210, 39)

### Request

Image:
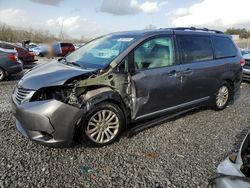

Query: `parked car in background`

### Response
(0, 42, 36, 66)
(210, 130, 250, 188)
(241, 48, 250, 56)
(52, 42, 75, 56)
(242, 54, 250, 81)
(30, 46, 48, 57)
(12, 27, 243, 147)
(0, 48, 23, 81)
(27, 43, 38, 50)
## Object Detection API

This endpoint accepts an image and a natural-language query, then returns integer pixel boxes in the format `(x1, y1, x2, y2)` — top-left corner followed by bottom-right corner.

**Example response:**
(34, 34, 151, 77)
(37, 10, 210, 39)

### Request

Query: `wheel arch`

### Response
(82, 87, 129, 123)
(220, 79, 234, 103)
(0, 66, 6, 71)
(224, 78, 234, 88)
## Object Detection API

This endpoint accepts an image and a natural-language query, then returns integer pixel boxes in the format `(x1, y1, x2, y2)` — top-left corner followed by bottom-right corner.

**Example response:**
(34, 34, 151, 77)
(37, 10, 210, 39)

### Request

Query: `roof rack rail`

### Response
(172, 27, 224, 34)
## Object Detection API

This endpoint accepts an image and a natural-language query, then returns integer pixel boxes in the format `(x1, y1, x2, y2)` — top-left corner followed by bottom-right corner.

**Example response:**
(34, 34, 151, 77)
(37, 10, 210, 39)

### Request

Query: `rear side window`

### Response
(212, 37, 237, 59)
(177, 36, 213, 64)
(60, 43, 68, 47)
(61, 43, 73, 47)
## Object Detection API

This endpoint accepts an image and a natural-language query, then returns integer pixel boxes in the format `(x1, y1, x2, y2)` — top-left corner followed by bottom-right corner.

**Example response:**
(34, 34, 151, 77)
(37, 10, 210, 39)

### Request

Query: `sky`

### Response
(0, 0, 250, 39)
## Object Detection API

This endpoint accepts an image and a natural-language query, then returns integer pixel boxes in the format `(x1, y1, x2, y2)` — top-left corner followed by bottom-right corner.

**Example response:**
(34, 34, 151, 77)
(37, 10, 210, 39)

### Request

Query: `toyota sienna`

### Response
(12, 27, 243, 147)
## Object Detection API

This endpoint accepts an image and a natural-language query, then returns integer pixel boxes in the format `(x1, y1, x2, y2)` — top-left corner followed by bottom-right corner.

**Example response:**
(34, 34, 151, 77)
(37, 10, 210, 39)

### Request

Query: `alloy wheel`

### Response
(216, 86, 229, 108)
(86, 110, 119, 144)
(0, 69, 5, 81)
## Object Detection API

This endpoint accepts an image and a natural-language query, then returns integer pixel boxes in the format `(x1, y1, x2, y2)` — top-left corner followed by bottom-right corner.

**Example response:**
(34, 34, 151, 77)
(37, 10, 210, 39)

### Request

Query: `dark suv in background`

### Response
(12, 27, 243, 147)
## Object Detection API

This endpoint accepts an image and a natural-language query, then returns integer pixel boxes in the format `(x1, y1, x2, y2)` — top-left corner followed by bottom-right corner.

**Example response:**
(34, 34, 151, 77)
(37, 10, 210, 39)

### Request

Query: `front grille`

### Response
(14, 87, 33, 104)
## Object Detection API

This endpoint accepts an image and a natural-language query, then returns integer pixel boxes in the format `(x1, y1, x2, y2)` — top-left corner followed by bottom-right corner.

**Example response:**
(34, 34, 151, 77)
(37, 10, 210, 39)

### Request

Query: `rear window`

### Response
(177, 36, 213, 64)
(212, 37, 237, 59)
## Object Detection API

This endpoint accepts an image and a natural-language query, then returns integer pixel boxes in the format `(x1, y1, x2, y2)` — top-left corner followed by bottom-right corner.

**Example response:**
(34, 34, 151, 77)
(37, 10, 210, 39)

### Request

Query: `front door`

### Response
(129, 36, 182, 120)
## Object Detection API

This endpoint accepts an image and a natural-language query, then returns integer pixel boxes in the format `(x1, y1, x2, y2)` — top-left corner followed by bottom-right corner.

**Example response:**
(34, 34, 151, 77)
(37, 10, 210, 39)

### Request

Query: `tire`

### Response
(212, 82, 232, 111)
(0, 68, 6, 81)
(78, 102, 125, 147)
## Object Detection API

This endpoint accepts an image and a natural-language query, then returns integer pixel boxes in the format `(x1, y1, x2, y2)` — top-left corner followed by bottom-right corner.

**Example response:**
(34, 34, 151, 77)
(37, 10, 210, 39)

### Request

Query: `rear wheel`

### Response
(79, 102, 125, 147)
(213, 82, 232, 110)
(0, 68, 6, 81)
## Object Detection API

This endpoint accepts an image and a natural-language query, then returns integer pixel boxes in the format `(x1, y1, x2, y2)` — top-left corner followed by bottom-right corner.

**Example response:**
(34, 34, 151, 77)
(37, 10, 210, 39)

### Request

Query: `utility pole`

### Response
(247, 37, 250, 49)
(59, 18, 64, 41)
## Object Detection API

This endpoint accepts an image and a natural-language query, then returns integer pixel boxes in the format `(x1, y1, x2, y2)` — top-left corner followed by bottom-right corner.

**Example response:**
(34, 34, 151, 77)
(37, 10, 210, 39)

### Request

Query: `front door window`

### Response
(134, 37, 175, 71)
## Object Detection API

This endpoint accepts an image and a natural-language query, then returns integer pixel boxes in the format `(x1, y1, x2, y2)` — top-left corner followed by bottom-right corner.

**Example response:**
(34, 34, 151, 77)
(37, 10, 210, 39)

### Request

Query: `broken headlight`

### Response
(30, 86, 72, 103)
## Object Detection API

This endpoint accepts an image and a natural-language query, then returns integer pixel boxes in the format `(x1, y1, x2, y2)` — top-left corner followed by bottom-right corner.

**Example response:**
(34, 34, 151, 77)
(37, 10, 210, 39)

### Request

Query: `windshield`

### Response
(64, 35, 136, 69)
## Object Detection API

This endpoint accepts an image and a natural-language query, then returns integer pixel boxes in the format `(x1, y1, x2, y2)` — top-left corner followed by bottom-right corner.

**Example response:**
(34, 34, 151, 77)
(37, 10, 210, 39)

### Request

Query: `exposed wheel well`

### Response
(80, 87, 130, 123)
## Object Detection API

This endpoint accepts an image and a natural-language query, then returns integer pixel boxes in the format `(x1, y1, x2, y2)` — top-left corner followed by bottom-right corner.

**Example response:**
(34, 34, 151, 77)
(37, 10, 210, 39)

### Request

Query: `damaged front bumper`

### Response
(12, 95, 84, 147)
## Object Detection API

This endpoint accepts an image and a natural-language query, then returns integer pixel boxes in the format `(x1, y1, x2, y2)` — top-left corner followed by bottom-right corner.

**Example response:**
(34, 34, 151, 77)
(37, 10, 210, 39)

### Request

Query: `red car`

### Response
(52, 42, 75, 56)
(61, 42, 75, 56)
(0, 42, 36, 65)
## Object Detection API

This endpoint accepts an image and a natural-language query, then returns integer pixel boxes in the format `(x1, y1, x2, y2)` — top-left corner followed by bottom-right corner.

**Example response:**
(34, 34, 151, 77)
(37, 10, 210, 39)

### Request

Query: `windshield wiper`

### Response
(58, 57, 81, 67)
(67, 62, 81, 67)
(58, 57, 66, 62)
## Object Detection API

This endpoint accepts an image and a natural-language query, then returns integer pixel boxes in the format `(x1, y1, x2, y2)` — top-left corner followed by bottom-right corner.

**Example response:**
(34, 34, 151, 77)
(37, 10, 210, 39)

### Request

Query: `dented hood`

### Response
(19, 60, 97, 90)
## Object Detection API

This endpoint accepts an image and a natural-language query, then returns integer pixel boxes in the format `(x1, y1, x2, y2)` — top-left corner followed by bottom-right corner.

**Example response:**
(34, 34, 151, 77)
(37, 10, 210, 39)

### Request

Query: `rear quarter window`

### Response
(61, 43, 73, 47)
(177, 35, 213, 64)
(212, 36, 237, 59)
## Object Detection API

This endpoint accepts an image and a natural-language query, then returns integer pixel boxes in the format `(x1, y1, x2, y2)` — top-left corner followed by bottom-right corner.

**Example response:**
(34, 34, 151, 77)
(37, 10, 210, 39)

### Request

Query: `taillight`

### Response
(240, 59, 245, 66)
(8, 54, 18, 61)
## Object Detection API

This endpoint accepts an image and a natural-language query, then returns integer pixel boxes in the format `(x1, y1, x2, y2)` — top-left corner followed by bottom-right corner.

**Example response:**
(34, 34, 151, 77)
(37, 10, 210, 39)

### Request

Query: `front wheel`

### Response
(79, 102, 125, 147)
(213, 83, 232, 111)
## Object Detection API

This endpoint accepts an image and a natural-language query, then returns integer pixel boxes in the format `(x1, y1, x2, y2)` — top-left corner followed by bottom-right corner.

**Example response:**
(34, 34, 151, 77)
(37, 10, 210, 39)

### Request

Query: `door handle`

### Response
(182, 68, 193, 76)
(168, 70, 181, 77)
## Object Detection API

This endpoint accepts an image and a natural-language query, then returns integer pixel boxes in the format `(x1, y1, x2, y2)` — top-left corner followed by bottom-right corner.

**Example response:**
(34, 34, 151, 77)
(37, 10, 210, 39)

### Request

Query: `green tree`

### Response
(225, 28, 250, 39)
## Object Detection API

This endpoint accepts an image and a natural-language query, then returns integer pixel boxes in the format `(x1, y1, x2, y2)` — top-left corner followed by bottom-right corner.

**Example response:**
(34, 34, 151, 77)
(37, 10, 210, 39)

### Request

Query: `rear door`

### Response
(176, 34, 223, 103)
(129, 35, 182, 120)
